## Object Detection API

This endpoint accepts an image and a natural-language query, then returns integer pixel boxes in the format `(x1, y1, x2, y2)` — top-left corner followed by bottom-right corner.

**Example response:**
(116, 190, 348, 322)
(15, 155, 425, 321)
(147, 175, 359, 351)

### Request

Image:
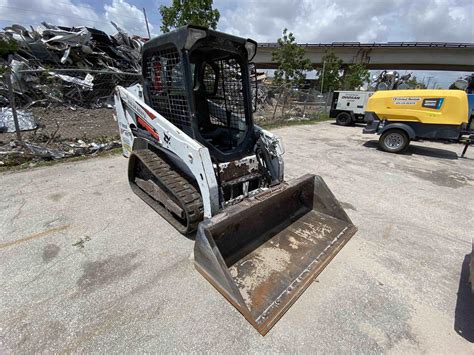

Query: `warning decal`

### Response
(422, 98, 444, 109)
(392, 97, 421, 105)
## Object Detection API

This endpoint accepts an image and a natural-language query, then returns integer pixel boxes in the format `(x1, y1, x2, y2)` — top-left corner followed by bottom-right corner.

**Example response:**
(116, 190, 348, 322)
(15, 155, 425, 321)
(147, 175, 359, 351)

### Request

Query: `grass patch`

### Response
(0, 147, 123, 173)
(259, 113, 332, 130)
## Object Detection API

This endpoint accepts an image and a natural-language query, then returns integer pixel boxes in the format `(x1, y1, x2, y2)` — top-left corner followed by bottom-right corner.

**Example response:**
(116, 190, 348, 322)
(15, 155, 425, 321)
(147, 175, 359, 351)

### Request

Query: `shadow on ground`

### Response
(454, 254, 474, 343)
(329, 122, 366, 128)
(363, 140, 459, 160)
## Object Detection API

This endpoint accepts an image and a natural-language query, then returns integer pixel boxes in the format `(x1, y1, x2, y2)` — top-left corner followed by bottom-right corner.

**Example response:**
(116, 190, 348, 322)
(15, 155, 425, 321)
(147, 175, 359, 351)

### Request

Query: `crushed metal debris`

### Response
(0, 22, 140, 164)
(0, 108, 37, 132)
(1, 22, 142, 108)
(0, 138, 120, 166)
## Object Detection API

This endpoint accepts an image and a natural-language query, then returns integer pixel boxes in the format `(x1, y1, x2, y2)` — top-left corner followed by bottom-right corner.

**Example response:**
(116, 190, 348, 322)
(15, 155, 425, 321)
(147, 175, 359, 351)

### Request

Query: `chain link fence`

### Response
(0, 60, 140, 167)
(252, 83, 331, 125)
(0, 61, 333, 168)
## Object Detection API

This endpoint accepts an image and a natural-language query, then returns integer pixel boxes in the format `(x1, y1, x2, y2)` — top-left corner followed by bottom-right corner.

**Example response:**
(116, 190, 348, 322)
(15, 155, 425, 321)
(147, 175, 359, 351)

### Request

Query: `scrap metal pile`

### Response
(369, 70, 413, 91)
(0, 138, 121, 167)
(0, 22, 143, 166)
(0, 22, 142, 108)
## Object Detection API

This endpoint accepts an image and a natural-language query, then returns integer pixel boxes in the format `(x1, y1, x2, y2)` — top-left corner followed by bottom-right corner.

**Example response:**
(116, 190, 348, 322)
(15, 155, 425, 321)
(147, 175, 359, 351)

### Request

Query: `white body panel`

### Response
(114, 85, 219, 218)
(335, 91, 374, 115)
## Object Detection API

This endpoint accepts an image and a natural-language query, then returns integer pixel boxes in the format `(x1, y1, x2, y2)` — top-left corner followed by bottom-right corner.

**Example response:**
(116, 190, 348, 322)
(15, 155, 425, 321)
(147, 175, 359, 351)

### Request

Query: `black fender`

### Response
(380, 123, 416, 139)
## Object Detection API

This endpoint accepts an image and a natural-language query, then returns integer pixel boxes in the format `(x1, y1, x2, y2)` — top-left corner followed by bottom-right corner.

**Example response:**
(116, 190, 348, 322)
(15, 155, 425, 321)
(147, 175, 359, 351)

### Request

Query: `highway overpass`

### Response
(254, 42, 474, 71)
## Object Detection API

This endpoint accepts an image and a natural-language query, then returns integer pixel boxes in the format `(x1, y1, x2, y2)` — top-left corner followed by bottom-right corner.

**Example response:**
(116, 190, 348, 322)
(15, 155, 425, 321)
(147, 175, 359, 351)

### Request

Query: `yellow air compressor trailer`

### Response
(363, 90, 470, 153)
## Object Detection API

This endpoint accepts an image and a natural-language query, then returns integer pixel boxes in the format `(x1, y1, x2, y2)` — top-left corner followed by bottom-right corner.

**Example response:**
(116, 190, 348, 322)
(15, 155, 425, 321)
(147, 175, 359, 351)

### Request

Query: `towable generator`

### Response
(113, 26, 357, 334)
(363, 90, 472, 153)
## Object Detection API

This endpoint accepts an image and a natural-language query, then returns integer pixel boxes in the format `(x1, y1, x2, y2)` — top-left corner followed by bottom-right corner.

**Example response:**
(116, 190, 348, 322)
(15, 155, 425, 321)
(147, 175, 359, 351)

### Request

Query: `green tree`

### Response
(343, 63, 370, 90)
(271, 28, 312, 86)
(159, 0, 220, 33)
(317, 50, 342, 92)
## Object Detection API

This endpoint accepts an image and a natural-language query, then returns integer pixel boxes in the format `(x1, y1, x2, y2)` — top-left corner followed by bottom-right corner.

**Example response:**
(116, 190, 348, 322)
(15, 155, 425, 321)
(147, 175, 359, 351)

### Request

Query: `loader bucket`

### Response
(194, 174, 357, 335)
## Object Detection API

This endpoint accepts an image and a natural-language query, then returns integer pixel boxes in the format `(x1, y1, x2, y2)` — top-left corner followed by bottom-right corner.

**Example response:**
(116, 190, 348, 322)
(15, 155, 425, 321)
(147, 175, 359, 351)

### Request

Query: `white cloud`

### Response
(0, 0, 102, 29)
(0, 0, 472, 87)
(104, 0, 154, 37)
(215, 0, 473, 87)
(0, 0, 155, 36)
(217, 0, 474, 43)
(2, 0, 472, 42)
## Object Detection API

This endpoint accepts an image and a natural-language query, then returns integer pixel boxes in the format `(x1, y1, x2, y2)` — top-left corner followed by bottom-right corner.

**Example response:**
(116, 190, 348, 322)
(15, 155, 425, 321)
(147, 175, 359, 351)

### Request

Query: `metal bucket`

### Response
(194, 174, 357, 335)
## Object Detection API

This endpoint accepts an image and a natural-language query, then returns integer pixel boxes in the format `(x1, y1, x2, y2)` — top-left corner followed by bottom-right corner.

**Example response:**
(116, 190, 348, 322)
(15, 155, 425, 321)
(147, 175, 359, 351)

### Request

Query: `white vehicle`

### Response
(330, 91, 374, 126)
(114, 26, 356, 334)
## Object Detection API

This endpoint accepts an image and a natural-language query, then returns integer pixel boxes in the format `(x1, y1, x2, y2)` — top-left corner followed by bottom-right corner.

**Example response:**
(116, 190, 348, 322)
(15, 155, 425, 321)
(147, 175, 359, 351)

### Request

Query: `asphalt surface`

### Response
(1, 122, 473, 353)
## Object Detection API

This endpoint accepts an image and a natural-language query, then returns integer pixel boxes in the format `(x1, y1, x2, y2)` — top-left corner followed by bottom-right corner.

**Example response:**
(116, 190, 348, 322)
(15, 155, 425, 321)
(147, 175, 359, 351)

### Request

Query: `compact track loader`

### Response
(114, 26, 357, 334)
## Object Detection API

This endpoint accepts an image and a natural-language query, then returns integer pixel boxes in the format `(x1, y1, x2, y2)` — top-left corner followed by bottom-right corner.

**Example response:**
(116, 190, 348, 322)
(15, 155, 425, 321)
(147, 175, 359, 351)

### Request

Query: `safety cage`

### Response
(141, 26, 258, 162)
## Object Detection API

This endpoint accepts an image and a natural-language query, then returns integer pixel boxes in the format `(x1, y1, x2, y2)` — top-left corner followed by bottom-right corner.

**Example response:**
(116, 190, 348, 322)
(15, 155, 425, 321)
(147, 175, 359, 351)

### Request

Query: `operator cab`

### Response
(141, 26, 258, 162)
(191, 49, 248, 153)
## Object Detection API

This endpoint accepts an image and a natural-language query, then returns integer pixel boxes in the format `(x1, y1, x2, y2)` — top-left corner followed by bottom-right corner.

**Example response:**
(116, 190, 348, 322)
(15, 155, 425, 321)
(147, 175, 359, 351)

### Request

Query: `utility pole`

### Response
(143, 7, 151, 39)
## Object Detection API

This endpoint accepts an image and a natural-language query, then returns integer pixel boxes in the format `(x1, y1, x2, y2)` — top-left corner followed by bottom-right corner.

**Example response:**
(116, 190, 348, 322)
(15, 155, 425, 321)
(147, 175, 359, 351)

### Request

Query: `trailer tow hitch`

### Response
(461, 134, 473, 158)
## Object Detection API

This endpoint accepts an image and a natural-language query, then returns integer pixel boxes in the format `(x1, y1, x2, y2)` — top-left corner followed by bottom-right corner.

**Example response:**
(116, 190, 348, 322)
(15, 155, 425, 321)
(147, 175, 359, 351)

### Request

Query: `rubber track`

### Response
(129, 149, 203, 234)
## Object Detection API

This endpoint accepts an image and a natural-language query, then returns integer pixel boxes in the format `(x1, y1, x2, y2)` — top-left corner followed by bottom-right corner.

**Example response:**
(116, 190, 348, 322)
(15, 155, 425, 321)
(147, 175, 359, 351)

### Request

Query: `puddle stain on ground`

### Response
(42, 244, 60, 262)
(404, 167, 473, 189)
(76, 252, 141, 294)
(47, 193, 65, 202)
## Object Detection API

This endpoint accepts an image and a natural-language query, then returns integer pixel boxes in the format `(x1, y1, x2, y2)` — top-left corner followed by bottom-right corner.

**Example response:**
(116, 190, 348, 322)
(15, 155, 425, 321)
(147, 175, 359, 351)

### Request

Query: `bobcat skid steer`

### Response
(114, 26, 357, 335)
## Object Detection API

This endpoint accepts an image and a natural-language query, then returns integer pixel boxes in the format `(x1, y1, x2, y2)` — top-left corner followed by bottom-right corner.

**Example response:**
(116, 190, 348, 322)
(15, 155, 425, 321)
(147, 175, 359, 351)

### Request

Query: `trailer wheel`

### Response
(379, 129, 410, 153)
(335, 112, 353, 126)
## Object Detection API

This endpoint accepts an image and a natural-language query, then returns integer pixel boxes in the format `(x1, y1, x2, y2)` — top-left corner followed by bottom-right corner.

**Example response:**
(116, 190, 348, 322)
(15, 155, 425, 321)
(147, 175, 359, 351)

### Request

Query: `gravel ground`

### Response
(1, 122, 473, 353)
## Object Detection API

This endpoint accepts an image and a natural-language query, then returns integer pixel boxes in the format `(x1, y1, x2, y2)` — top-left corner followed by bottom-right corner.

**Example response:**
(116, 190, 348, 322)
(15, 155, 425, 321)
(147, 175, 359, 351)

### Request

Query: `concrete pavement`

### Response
(1, 122, 473, 352)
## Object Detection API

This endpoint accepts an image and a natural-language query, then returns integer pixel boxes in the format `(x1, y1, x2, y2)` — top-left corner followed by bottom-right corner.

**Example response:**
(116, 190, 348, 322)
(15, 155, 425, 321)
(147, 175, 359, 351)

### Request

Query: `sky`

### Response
(1, 0, 473, 87)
